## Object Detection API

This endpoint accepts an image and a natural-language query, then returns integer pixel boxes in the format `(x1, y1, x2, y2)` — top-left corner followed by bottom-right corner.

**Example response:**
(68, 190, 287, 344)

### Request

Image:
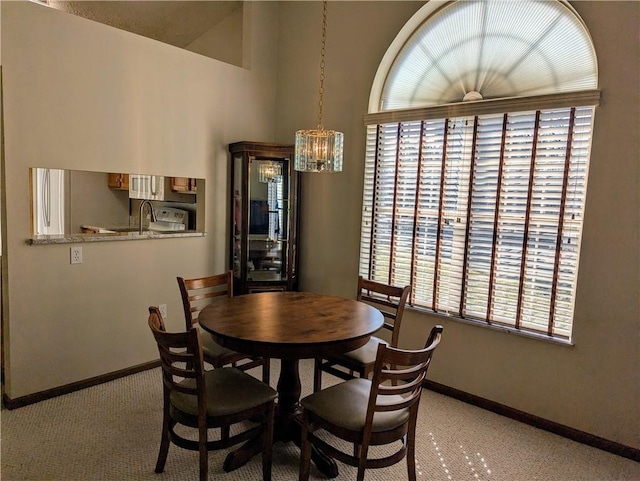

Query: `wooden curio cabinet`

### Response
(229, 141, 300, 294)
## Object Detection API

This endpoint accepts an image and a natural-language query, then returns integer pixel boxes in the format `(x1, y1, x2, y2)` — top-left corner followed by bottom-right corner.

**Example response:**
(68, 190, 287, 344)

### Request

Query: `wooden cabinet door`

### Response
(108, 173, 129, 190)
(171, 177, 197, 193)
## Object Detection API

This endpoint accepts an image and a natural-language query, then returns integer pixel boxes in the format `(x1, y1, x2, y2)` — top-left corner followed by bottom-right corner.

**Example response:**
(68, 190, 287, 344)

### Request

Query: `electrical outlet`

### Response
(159, 304, 168, 319)
(70, 246, 83, 264)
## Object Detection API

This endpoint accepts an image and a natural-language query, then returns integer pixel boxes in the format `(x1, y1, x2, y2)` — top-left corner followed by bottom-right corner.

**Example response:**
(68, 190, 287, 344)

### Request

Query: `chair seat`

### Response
(171, 367, 277, 417)
(301, 378, 409, 433)
(340, 336, 388, 365)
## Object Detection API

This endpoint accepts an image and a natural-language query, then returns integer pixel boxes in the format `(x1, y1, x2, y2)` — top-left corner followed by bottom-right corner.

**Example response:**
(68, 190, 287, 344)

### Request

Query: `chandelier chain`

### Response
(293, 0, 344, 173)
(317, 0, 328, 131)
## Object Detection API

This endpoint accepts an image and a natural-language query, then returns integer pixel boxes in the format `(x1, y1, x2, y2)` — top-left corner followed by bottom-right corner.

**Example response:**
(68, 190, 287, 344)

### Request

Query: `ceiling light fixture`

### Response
(294, 0, 343, 173)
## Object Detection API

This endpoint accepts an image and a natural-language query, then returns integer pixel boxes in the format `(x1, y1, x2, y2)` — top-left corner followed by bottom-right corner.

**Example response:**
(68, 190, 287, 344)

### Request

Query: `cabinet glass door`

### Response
(232, 154, 245, 280)
(229, 141, 298, 294)
(246, 157, 289, 282)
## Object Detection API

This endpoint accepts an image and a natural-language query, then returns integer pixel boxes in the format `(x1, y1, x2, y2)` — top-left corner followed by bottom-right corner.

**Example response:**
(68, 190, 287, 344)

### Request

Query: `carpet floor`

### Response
(2, 359, 639, 481)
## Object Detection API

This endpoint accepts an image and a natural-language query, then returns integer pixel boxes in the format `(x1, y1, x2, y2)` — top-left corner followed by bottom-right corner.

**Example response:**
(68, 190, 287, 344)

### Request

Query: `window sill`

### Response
(409, 305, 575, 347)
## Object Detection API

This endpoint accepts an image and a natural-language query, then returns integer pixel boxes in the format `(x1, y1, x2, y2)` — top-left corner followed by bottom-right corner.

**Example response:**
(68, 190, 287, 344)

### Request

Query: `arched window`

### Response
(359, 0, 599, 341)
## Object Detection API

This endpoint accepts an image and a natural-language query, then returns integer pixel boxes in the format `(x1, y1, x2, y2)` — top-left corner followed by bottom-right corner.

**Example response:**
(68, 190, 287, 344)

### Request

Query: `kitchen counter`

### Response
(27, 230, 205, 245)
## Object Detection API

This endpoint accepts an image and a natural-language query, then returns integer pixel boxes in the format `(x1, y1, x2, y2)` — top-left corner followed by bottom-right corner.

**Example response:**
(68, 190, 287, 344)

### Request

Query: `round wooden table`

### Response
(198, 291, 384, 477)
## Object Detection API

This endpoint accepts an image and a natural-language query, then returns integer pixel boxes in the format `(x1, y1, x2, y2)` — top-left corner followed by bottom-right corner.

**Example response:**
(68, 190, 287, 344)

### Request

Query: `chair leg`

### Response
(406, 422, 417, 481)
(262, 402, 275, 481)
(262, 358, 271, 385)
(221, 425, 230, 441)
(298, 413, 312, 481)
(356, 442, 370, 481)
(155, 412, 172, 473)
(198, 421, 208, 481)
(313, 358, 322, 392)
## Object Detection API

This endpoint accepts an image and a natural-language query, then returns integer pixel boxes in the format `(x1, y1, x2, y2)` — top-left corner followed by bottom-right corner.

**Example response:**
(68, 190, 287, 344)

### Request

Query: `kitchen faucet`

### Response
(139, 199, 157, 234)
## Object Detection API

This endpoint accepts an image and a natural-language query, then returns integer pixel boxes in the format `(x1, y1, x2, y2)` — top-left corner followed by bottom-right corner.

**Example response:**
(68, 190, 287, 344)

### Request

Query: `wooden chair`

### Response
(148, 306, 277, 481)
(177, 271, 270, 384)
(313, 276, 411, 391)
(299, 325, 443, 481)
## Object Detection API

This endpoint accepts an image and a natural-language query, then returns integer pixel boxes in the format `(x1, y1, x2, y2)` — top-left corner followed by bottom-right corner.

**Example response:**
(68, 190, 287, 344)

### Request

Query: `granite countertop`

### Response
(27, 230, 205, 245)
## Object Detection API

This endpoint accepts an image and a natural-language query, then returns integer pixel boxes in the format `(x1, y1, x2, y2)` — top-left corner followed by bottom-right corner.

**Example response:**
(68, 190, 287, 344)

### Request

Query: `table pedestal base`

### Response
(222, 414, 338, 478)
(223, 359, 338, 478)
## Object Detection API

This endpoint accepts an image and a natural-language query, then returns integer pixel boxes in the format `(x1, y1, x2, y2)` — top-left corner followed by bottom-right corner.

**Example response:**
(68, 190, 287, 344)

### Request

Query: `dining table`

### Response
(198, 290, 384, 478)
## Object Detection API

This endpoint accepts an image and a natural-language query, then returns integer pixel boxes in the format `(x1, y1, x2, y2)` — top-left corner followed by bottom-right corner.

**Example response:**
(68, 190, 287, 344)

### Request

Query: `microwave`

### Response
(129, 175, 164, 200)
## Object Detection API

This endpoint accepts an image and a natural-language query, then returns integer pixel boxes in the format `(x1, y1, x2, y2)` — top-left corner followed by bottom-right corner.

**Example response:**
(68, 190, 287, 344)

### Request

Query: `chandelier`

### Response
(258, 161, 282, 183)
(294, 0, 344, 173)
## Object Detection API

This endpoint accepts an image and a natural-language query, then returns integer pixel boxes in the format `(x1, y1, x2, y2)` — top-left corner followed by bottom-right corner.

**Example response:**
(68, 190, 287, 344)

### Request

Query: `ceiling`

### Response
(46, 1, 243, 51)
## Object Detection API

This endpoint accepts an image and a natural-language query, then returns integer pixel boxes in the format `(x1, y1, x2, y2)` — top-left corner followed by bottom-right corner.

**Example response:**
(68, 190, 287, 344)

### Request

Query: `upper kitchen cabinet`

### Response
(229, 141, 300, 294)
(107, 173, 129, 190)
(170, 177, 198, 193)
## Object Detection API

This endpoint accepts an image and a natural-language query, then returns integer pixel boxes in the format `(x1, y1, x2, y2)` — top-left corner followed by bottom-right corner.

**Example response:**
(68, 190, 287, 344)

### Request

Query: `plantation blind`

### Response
(359, 101, 596, 339)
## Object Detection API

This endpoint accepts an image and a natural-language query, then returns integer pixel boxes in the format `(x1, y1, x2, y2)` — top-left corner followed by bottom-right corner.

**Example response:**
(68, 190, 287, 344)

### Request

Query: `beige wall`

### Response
(186, 3, 244, 66)
(2, 0, 638, 452)
(274, 1, 639, 449)
(1, 1, 280, 397)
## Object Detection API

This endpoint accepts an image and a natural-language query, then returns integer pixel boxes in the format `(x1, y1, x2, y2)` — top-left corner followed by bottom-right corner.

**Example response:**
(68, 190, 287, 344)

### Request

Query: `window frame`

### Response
(361, 0, 599, 343)
(359, 91, 599, 343)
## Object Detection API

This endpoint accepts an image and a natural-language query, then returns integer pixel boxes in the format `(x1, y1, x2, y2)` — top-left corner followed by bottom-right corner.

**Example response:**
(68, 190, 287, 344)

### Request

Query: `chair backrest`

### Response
(356, 276, 411, 347)
(177, 271, 234, 331)
(364, 325, 443, 434)
(148, 305, 167, 332)
(148, 306, 207, 417)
